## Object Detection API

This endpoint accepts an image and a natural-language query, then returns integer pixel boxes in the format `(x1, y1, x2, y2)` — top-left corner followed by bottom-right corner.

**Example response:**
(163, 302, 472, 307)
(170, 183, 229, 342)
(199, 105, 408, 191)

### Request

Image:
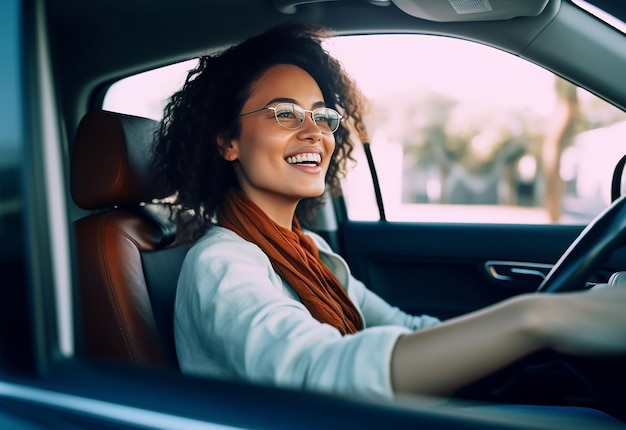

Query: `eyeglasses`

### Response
(239, 102, 342, 134)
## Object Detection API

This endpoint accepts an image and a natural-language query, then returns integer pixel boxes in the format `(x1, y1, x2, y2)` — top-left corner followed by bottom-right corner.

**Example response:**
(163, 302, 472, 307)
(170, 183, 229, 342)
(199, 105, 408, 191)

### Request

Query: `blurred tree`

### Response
(542, 77, 579, 222)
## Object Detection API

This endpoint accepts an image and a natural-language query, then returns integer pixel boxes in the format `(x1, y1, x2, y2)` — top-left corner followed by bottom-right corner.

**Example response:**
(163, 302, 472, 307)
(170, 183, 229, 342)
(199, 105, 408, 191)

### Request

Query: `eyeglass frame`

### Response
(239, 102, 343, 134)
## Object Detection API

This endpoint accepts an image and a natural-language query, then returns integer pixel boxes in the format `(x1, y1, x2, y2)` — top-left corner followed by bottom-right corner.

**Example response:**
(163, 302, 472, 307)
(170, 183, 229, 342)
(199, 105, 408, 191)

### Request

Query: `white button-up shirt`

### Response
(175, 226, 439, 399)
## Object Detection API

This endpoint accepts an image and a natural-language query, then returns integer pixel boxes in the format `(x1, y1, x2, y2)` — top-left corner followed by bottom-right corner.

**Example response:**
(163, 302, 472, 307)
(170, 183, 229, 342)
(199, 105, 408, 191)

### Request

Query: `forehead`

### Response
(247, 64, 324, 103)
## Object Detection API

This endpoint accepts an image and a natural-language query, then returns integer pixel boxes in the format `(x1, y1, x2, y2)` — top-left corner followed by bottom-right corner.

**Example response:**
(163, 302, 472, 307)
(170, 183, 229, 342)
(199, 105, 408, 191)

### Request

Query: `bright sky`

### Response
(324, 34, 556, 115)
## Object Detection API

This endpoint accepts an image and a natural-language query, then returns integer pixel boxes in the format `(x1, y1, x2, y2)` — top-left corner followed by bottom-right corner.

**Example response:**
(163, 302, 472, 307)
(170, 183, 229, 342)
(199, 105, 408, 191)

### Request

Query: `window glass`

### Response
(0, 0, 21, 173)
(103, 59, 198, 120)
(103, 34, 626, 225)
(0, 0, 32, 373)
(572, 0, 626, 34)
(328, 35, 626, 224)
(0, 0, 24, 258)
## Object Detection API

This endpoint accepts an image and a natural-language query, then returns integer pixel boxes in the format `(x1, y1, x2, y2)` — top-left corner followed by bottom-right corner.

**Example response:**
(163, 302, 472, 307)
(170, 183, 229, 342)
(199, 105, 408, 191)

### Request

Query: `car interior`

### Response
(70, 110, 187, 369)
(2, 0, 626, 428)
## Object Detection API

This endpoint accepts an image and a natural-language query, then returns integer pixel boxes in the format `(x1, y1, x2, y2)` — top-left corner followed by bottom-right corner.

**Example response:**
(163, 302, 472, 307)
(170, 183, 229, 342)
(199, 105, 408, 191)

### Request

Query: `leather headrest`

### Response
(71, 110, 164, 210)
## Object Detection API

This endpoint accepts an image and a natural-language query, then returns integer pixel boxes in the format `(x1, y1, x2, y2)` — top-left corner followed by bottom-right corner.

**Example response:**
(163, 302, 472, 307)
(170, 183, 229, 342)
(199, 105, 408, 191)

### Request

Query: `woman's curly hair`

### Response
(151, 22, 367, 242)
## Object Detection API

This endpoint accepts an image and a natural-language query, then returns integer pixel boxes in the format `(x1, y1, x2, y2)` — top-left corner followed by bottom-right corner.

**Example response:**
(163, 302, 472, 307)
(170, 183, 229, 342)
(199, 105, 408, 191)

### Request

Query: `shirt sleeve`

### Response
(348, 276, 441, 330)
(175, 231, 411, 399)
(306, 231, 440, 331)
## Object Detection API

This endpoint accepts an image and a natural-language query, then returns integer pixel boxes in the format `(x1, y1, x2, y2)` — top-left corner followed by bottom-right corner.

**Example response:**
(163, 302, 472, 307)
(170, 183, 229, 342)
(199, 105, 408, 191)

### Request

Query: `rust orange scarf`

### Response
(217, 188, 363, 335)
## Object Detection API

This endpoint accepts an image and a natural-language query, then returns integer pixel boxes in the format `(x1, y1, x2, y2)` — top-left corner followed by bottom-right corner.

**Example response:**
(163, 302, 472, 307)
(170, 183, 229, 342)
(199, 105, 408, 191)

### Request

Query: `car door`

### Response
(326, 34, 626, 321)
(338, 221, 586, 320)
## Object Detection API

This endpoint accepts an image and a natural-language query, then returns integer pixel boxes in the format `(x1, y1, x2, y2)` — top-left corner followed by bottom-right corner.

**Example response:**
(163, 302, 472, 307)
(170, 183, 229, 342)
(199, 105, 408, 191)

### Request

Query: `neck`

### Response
(238, 187, 298, 230)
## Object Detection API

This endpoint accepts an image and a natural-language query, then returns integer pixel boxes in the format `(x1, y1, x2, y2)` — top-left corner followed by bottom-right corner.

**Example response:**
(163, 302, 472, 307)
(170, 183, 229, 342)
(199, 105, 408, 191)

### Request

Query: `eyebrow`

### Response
(264, 97, 327, 109)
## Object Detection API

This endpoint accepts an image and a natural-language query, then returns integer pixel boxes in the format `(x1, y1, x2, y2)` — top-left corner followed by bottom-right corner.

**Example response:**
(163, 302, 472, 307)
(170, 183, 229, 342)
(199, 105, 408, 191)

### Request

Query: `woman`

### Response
(152, 23, 626, 400)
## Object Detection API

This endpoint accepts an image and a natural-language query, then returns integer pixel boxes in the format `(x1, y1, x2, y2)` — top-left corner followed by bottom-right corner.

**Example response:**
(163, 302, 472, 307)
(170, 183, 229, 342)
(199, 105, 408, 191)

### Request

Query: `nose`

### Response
(299, 111, 323, 139)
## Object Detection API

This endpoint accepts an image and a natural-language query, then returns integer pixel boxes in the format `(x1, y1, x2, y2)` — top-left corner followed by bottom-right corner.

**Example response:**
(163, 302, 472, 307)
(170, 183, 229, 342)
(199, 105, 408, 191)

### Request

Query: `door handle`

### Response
(485, 260, 553, 286)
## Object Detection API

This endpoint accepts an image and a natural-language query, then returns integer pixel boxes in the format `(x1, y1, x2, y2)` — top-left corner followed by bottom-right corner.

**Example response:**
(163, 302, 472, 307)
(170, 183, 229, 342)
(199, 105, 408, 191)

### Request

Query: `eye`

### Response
(275, 109, 297, 119)
(273, 104, 305, 129)
(274, 103, 301, 118)
(313, 111, 332, 124)
(313, 108, 340, 132)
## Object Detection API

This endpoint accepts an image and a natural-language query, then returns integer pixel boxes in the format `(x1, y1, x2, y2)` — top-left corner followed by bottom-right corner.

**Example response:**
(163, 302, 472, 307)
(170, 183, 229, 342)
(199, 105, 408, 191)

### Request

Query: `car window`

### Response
(0, 0, 24, 280)
(103, 34, 626, 225)
(0, 0, 32, 374)
(330, 35, 626, 224)
(103, 59, 198, 121)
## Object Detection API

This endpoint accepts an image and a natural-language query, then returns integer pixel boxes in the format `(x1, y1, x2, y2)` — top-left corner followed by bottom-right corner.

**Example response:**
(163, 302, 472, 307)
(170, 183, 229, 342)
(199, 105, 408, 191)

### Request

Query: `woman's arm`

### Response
(350, 276, 440, 330)
(309, 231, 440, 330)
(176, 230, 411, 398)
(391, 288, 626, 396)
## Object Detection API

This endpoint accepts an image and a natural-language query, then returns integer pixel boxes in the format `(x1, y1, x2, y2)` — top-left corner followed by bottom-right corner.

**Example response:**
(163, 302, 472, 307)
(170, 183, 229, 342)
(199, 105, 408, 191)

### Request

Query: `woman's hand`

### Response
(390, 286, 626, 396)
(542, 285, 626, 356)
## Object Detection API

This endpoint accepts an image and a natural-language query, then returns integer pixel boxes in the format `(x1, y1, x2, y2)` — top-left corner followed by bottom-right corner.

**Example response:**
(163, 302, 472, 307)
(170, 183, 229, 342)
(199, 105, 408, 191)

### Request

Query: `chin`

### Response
(295, 189, 325, 201)
(293, 182, 326, 198)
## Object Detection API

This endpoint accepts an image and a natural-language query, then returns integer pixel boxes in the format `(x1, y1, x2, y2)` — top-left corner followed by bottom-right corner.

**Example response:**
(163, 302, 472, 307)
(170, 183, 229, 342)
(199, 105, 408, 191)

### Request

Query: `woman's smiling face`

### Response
(222, 64, 336, 225)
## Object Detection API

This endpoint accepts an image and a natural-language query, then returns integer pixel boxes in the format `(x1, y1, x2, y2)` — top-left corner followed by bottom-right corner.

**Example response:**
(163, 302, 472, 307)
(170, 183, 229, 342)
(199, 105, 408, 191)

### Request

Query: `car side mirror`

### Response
(611, 154, 626, 202)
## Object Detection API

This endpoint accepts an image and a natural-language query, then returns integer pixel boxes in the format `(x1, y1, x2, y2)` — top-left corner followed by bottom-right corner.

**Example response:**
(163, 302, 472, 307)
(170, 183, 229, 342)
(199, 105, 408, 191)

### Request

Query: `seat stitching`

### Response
(96, 216, 138, 362)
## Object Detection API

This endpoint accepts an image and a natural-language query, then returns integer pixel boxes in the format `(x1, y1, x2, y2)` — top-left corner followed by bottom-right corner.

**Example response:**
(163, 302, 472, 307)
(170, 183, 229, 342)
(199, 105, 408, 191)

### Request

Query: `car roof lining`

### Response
(389, 0, 550, 22)
(275, 0, 551, 21)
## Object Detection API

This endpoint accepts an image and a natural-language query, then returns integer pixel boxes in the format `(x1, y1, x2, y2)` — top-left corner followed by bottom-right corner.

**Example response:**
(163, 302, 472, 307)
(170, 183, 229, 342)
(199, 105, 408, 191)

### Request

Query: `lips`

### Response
(285, 152, 322, 166)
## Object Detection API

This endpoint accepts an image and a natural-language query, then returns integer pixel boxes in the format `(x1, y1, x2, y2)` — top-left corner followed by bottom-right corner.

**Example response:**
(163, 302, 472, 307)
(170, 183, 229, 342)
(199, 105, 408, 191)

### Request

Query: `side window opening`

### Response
(327, 35, 626, 224)
(102, 35, 626, 225)
(103, 59, 198, 120)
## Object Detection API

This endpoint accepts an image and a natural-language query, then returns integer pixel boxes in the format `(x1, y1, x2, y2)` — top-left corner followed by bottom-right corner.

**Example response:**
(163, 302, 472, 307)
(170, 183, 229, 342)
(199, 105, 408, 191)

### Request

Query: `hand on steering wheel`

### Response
(536, 195, 626, 419)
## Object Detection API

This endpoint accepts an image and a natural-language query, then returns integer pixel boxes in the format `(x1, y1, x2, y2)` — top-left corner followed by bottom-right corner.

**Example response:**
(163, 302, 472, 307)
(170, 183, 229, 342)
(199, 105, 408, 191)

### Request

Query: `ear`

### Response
(217, 134, 239, 161)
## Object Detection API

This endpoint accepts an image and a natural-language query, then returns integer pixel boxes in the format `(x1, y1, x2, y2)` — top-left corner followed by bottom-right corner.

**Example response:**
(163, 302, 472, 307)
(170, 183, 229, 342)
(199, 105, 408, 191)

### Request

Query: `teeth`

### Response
(286, 153, 321, 165)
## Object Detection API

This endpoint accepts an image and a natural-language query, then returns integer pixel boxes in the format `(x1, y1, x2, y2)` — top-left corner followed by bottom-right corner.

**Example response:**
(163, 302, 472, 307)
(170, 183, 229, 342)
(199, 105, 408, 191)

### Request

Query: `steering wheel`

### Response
(537, 193, 626, 293)
(535, 192, 626, 420)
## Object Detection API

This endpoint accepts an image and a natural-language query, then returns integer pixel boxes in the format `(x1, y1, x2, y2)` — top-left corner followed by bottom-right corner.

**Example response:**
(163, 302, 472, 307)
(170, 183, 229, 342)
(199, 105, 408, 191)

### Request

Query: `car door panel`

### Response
(339, 221, 626, 320)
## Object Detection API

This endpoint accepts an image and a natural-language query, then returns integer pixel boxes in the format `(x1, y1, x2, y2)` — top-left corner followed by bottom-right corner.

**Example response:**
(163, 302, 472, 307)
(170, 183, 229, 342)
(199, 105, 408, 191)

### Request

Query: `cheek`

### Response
(237, 130, 279, 161)
(324, 137, 336, 167)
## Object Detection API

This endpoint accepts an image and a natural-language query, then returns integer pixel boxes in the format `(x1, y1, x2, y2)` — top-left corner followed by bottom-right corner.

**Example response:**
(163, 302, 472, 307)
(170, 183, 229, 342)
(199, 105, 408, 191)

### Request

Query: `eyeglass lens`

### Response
(274, 103, 340, 133)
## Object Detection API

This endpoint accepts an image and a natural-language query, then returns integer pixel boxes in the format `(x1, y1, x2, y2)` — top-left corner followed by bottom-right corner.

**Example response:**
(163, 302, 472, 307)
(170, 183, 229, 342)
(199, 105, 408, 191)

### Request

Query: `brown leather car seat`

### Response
(71, 110, 189, 368)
